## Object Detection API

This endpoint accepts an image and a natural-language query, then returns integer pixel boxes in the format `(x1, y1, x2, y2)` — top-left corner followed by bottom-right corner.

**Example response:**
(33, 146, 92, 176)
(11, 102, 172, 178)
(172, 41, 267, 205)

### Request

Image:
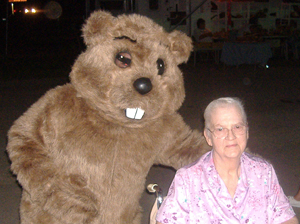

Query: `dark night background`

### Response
(0, 0, 128, 81)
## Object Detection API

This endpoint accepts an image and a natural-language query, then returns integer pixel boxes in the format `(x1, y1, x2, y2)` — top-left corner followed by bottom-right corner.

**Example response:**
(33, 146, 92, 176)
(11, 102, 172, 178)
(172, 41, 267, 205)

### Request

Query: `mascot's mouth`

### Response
(125, 108, 145, 120)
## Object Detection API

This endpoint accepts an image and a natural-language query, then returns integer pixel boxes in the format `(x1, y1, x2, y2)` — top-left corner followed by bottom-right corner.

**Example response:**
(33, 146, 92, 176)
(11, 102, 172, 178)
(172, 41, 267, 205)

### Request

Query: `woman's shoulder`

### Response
(242, 151, 273, 169)
(177, 151, 212, 175)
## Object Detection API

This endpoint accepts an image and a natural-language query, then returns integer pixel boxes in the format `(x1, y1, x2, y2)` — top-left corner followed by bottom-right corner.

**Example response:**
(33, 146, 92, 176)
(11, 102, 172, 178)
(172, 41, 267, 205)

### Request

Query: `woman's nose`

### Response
(226, 129, 236, 140)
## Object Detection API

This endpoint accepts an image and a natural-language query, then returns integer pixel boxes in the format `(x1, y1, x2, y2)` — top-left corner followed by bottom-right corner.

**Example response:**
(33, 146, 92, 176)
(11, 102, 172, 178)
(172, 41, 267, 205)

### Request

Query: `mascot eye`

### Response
(156, 58, 164, 75)
(115, 52, 131, 68)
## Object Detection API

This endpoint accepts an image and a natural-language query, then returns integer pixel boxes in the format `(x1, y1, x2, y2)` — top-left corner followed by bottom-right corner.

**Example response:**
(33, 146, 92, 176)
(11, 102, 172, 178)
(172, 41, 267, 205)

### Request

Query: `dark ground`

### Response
(1, 14, 300, 223)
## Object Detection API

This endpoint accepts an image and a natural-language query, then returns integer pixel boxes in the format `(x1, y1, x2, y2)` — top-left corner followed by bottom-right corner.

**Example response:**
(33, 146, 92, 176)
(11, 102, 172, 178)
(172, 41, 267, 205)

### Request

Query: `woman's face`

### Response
(204, 105, 248, 160)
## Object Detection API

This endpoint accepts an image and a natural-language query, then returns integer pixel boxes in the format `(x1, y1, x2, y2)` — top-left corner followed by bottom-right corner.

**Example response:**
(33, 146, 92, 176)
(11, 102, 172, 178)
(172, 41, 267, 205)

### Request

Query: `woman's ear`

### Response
(204, 129, 213, 146)
(246, 127, 249, 140)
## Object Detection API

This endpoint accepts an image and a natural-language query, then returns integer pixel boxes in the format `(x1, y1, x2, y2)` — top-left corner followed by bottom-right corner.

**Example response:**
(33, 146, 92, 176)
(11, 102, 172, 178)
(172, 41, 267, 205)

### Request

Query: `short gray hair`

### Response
(204, 97, 247, 129)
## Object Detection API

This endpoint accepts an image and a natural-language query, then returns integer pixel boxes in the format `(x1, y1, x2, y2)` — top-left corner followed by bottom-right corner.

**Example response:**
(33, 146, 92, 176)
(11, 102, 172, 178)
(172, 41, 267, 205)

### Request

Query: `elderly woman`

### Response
(156, 97, 298, 224)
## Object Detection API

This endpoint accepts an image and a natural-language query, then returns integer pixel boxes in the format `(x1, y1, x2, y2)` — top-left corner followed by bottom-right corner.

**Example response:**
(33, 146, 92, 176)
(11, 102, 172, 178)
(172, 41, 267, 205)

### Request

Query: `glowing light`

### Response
(11, 3, 14, 15)
(9, 0, 27, 2)
(24, 7, 37, 14)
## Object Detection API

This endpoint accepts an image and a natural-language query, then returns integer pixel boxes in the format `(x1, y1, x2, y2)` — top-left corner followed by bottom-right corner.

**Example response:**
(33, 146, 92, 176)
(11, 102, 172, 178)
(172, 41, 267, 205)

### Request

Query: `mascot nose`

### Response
(133, 77, 152, 95)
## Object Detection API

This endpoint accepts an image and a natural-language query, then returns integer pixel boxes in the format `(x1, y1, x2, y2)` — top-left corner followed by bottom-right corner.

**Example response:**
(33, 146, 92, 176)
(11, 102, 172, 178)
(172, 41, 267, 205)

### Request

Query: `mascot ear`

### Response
(82, 10, 115, 46)
(168, 30, 193, 64)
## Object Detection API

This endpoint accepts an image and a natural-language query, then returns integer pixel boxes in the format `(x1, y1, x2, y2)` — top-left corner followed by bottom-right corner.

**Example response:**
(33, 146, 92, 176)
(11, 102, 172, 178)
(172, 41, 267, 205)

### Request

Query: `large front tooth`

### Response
(125, 108, 145, 119)
(135, 108, 144, 119)
(126, 108, 136, 119)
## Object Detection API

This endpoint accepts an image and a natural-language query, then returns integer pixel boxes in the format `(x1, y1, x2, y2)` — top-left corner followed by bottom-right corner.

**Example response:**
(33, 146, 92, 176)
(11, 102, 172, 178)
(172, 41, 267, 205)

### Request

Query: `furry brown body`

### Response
(7, 11, 210, 223)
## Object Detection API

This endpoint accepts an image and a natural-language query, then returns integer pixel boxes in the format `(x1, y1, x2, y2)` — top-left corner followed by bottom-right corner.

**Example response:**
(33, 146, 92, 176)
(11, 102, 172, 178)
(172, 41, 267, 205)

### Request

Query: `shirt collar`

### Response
(199, 151, 250, 192)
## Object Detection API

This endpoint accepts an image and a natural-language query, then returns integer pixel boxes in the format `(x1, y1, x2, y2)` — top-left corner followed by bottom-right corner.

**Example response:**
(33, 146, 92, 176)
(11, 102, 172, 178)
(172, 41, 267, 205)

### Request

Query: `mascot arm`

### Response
(7, 100, 59, 198)
(155, 116, 211, 170)
(6, 93, 98, 223)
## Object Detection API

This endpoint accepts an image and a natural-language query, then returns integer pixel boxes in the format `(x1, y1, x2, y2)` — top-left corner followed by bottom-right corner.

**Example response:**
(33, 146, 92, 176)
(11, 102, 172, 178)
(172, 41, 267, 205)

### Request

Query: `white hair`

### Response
(204, 97, 247, 130)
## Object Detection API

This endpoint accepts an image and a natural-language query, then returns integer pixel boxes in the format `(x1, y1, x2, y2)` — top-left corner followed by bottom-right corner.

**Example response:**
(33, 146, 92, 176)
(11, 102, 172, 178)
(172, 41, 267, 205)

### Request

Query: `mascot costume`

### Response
(7, 10, 210, 223)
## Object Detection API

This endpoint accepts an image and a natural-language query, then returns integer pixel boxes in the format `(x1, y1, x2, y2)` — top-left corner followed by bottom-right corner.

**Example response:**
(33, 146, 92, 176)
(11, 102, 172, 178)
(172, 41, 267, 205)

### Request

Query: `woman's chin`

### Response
(225, 148, 242, 158)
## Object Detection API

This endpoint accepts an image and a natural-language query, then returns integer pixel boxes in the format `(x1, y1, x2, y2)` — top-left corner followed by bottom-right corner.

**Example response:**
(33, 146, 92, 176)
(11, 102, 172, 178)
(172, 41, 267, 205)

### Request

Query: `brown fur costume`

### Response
(6, 10, 210, 224)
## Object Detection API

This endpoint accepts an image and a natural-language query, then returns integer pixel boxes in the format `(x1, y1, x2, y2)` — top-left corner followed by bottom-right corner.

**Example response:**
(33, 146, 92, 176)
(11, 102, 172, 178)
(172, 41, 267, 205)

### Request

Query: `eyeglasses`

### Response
(207, 124, 247, 139)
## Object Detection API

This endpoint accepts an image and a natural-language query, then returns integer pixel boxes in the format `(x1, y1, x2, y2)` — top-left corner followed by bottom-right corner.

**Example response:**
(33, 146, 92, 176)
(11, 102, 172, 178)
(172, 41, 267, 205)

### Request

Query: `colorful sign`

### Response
(9, 0, 27, 2)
